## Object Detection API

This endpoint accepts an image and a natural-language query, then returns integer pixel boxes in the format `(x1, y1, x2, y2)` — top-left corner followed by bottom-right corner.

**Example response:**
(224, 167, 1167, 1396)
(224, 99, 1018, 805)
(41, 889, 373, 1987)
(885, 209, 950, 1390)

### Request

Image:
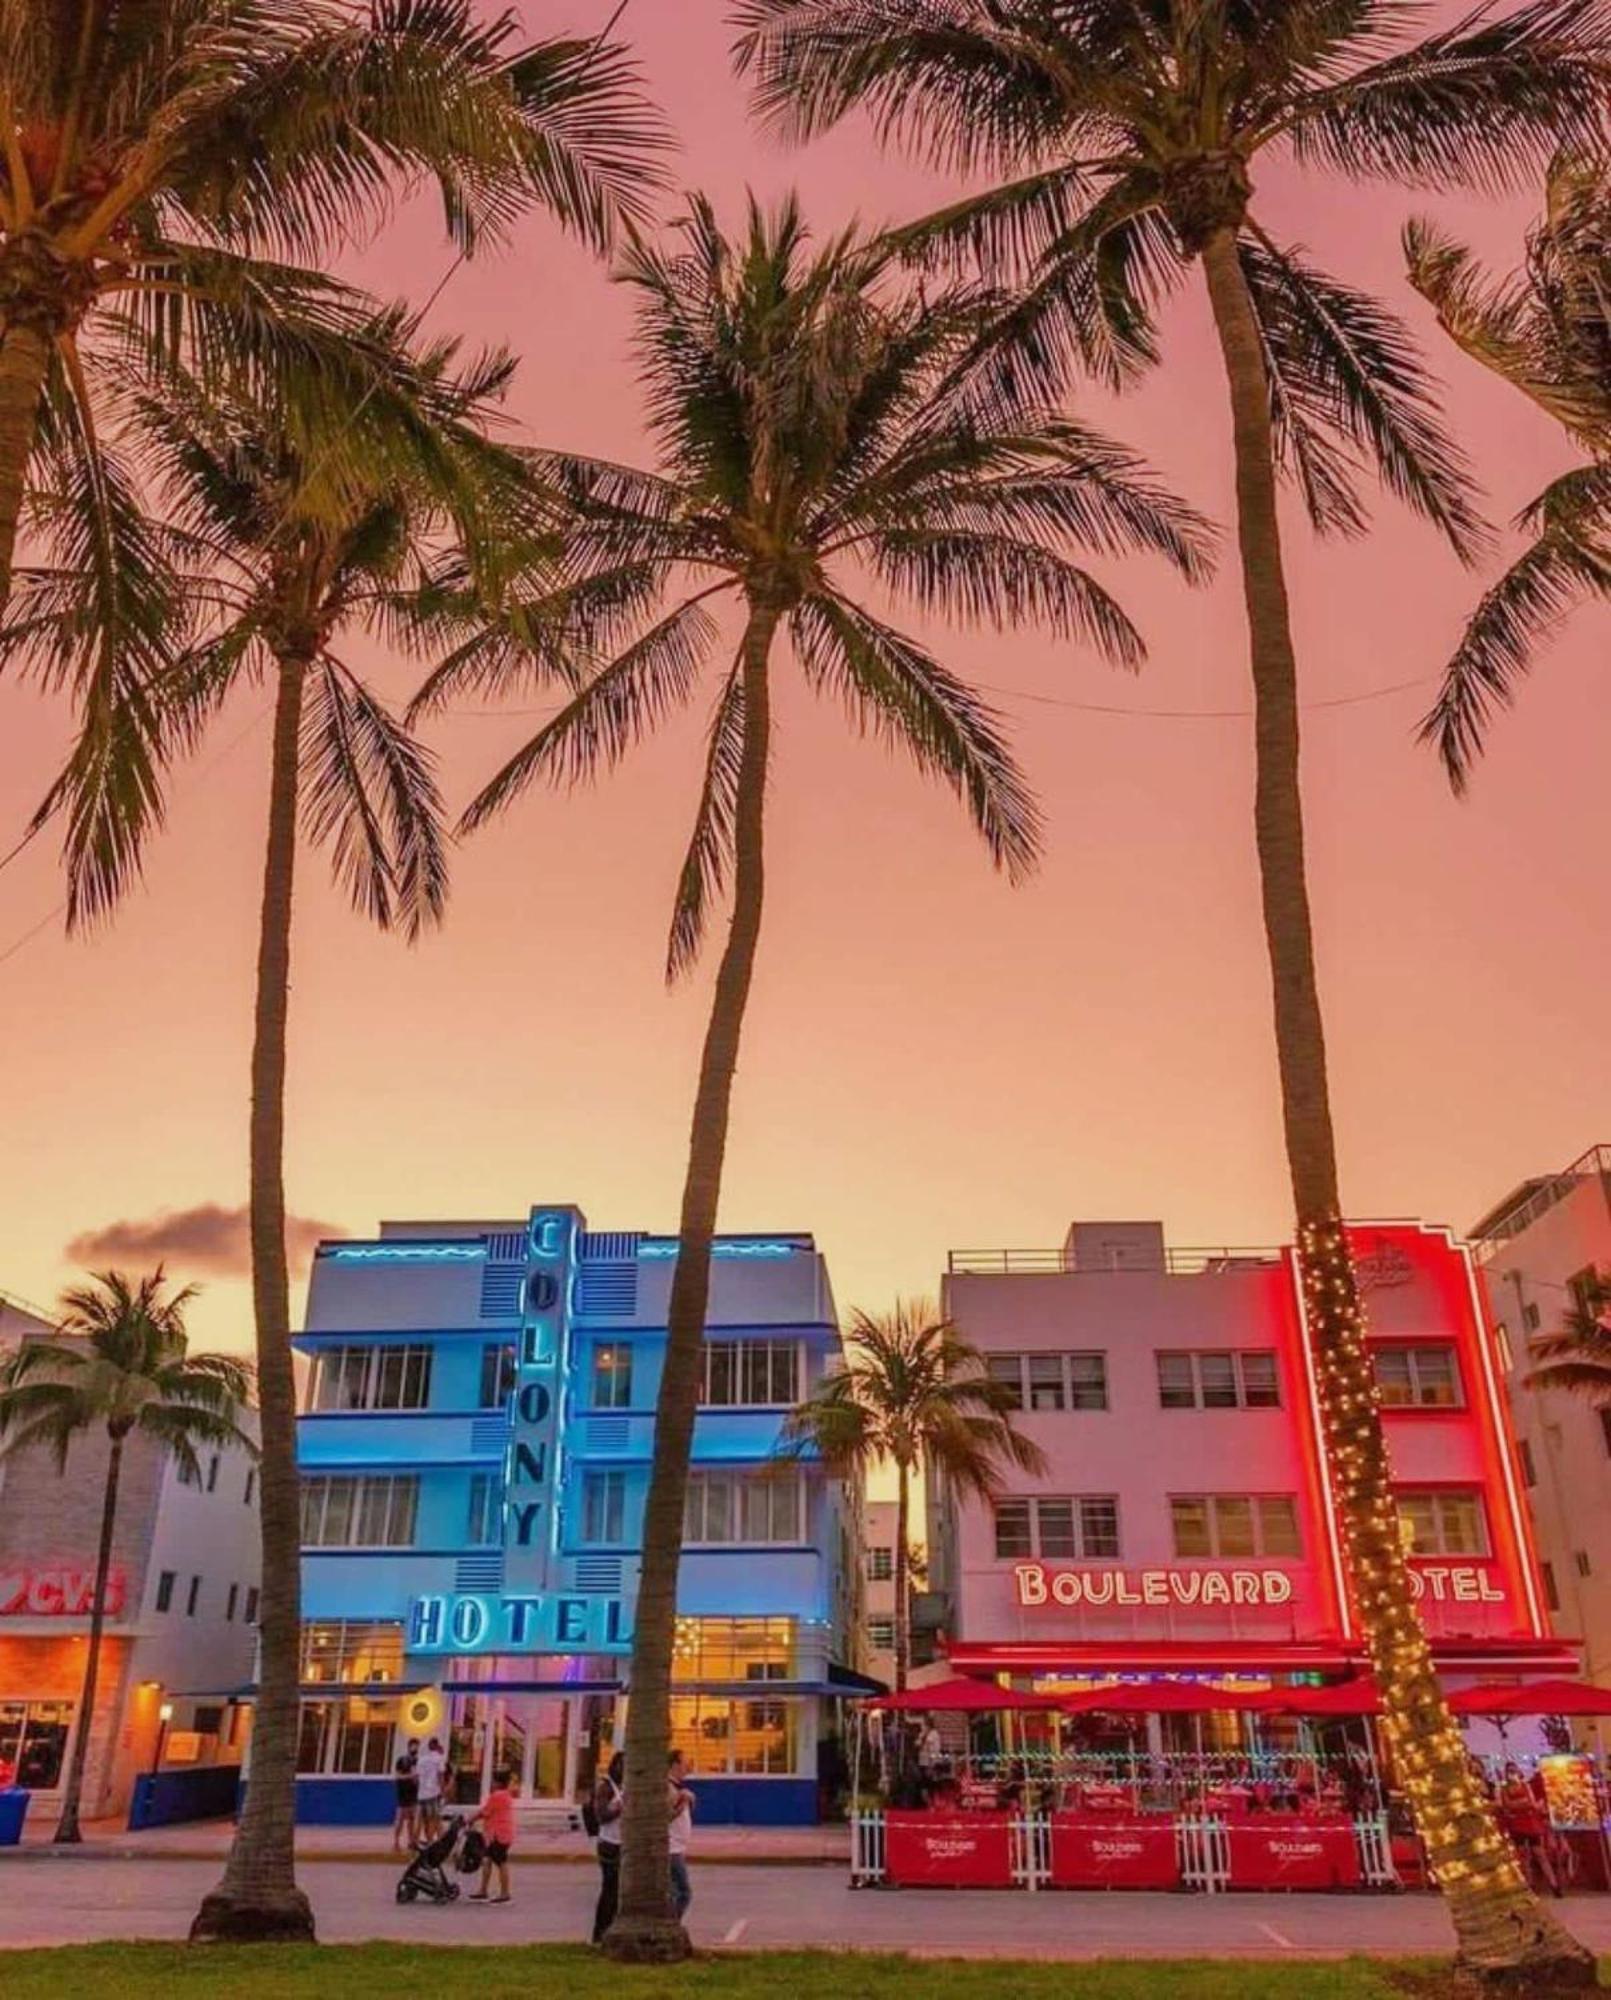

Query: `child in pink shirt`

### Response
(468, 1768, 517, 1904)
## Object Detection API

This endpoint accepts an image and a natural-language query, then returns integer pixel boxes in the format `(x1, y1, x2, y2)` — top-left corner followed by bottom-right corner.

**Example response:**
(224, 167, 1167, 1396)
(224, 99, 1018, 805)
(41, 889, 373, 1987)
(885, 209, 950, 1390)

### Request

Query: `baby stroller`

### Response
(396, 1814, 481, 1904)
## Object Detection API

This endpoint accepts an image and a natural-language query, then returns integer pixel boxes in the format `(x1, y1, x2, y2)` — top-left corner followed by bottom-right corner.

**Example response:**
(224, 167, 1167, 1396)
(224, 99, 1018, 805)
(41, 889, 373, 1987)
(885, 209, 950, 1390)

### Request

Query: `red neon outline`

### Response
(1284, 1248, 1354, 1640)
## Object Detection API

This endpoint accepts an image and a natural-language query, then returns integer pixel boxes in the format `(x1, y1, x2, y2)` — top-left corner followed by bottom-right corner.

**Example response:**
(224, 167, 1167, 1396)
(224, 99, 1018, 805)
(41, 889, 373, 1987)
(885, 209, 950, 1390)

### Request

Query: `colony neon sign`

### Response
(1016, 1564, 1295, 1610)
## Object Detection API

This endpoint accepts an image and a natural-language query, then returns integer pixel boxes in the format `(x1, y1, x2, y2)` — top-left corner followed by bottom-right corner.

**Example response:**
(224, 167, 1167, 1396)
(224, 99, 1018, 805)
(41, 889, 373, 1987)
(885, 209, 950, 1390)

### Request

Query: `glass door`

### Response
(1, 1700, 74, 1792)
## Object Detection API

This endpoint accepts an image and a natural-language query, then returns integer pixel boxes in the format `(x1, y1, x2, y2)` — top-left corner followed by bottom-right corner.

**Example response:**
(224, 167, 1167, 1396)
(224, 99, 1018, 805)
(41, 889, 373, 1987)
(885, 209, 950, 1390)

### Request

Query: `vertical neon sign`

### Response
(502, 1206, 578, 1608)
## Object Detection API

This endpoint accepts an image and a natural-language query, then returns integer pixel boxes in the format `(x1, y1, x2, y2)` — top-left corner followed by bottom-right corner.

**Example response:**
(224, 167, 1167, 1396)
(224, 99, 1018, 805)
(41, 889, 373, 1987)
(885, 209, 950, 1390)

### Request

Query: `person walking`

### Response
(667, 1750, 695, 1923)
(467, 1767, 516, 1905)
(415, 1735, 447, 1840)
(392, 1739, 420, 1853)
(590, 1752, 625, 1945)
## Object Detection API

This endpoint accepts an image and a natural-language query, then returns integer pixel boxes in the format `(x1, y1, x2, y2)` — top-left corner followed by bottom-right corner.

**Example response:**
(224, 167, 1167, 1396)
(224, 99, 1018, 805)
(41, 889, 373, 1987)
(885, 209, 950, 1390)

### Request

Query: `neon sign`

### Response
(1406, 1564, 1504, 1605)
(0, 1567, 127, 1617)
(324, 1242, 484, 1264)
(407, 1591, 631, 1655)
(1015, 1564, 1296, 1610)
(638, 1239, 800, 1260)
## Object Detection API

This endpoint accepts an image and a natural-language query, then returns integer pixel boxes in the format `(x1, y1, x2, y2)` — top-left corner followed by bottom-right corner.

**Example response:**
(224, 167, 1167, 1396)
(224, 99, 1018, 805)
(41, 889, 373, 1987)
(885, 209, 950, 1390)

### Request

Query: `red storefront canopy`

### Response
(1256, 1679, 1382, 1717)
(1060, 1682, 1274, 1715)
(868, 1676, 1066, 1714)
(1448, 1679, 1611, 1718)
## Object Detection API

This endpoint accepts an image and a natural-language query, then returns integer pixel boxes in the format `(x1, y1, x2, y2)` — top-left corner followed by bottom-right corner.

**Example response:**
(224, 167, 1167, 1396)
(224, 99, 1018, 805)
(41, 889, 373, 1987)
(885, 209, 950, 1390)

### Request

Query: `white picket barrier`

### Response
(1011, 1814, 1052, 1891)
(851, 1809, 886, 1886)
(1354, 1813, 1399, 1889)
(1177, 1814, 1231, 1893)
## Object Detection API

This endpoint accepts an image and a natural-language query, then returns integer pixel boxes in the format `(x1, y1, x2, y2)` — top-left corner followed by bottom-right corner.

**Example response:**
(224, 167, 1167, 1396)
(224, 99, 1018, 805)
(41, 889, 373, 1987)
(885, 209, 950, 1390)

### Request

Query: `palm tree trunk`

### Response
(0, 319, 51, 612)
(191, 649, 316, 1944)
(1199, 224, 1592, 1990)
(52, 1430, 123, 1843)
(893, 1458, 911, 1695)
(605, 599, 780, 1964)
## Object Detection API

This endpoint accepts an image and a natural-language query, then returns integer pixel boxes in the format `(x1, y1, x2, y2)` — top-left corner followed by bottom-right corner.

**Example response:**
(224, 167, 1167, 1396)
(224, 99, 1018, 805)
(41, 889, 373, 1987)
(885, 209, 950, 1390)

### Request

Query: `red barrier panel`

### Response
(884, 1811, 1015, 1887)
(1227, 1818, 1360, 1891)
(1051, 1814, 1180, 1890)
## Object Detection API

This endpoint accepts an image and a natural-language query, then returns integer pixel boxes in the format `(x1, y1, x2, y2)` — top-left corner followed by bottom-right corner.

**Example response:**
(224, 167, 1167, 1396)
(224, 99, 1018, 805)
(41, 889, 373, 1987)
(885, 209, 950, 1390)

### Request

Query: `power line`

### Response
(975, 672, 1439, 721)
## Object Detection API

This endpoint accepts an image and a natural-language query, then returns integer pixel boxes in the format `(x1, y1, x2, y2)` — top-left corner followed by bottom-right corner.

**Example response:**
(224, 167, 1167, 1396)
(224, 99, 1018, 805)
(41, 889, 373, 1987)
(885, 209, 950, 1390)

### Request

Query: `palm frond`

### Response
(299, 656, 449, 937)
(791, 590, 1041, 880)
(666, 662, 746, 983)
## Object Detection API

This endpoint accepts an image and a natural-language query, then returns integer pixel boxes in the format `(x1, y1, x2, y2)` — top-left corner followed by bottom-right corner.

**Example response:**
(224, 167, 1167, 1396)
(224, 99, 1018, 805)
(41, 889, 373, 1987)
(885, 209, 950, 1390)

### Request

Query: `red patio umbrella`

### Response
(1256, 1679, 1382, 1717)
(1448, 1679, 1611, 1718)
(868, 1676, 1066, 1713)
(1060, 1681, 1273, 1714)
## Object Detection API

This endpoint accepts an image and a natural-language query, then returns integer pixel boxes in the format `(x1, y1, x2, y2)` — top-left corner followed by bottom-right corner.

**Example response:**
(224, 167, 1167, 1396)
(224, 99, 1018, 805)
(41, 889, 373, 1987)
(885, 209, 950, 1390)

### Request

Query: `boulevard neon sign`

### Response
(1016, 1564, 1295, 1609)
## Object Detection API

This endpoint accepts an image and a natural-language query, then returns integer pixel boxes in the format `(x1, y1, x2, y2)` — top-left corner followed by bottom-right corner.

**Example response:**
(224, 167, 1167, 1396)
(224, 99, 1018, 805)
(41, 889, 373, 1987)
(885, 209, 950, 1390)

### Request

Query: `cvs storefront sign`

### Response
(0, 1566, 126, 1618)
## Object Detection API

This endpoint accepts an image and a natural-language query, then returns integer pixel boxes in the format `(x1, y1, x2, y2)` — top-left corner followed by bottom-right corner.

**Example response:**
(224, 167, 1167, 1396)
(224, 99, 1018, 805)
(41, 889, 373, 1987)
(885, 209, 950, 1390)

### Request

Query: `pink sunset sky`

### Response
(0, 2, 1604, 1358)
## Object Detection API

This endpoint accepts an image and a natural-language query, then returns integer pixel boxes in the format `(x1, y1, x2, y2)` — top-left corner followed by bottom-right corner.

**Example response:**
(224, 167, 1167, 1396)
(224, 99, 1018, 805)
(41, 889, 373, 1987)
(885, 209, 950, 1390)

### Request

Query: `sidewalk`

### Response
(15, 1814, 850, 1865)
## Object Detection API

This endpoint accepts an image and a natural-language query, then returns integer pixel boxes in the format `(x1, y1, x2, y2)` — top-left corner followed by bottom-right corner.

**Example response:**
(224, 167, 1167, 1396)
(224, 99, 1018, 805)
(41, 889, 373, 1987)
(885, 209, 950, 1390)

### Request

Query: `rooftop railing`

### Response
(946, 1246, 1284, 1278)
(1470, 1143, 1611, 1260)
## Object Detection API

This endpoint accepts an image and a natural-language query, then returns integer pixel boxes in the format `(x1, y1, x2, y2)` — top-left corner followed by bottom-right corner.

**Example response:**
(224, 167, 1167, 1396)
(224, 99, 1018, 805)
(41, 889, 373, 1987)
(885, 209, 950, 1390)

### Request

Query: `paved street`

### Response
(6, 1856, 1611, 1959)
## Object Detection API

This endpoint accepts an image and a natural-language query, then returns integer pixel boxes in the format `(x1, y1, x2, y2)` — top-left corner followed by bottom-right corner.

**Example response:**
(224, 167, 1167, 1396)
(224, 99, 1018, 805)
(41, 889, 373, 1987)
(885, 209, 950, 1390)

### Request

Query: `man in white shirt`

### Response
(415, 1736, 447, 1837)
(667, 1750, 695, 1921)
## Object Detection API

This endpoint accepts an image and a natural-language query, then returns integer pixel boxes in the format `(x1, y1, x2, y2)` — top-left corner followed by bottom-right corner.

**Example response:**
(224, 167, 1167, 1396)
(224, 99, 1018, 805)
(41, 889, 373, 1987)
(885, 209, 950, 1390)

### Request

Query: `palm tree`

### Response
(0, 1268, 254, 1844)
(785, 1300, 1047, 1693)
(1527, 1268, 1611, 1400)
(420, 192, 1210, 1959)
(1408, 149, 1611, 789)
(0, 0, 667, 612)
(5, 319, 538, 1941)
(733, 5, 1608, 1982)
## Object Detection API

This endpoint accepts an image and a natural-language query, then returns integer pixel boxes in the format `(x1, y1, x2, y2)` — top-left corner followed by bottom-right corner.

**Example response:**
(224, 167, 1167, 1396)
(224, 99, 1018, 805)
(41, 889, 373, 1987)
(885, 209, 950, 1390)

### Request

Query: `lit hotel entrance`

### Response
(447, 1690, 616, 1808)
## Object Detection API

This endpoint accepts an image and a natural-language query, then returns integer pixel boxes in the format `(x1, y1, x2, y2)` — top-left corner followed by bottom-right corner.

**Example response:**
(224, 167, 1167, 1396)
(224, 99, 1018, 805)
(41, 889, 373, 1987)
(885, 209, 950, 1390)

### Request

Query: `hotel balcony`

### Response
(296, 1410, 512, 1469)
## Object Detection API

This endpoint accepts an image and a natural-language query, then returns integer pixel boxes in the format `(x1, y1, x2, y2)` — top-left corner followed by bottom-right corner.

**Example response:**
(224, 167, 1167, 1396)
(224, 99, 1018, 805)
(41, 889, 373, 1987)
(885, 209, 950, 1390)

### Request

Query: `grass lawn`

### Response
(0, 1944, 1437, 1999)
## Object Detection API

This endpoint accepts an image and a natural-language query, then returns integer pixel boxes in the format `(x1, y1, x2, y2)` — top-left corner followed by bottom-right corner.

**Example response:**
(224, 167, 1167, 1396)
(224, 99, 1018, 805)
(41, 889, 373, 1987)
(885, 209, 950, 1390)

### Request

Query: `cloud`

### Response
(65, 1203, 345, 1279)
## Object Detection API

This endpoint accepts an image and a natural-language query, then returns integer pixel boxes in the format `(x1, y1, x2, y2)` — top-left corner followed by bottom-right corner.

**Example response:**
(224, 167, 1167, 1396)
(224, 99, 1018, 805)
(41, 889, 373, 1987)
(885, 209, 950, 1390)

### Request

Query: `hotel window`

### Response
(245, 1587, 260, 1624)
(867, 1617, 895, 1652)
(300, 1620, 405, 1684)
(300, 1474, 419, 1548)
(667, 1694, 797, 1775)
(244, 1468, 256, 1506)
(466, 1474, 503, 1546)
(672, 1616, 794, 1682)
(186, 1575, 201, 1616)
(1576, 1550, 1593, 1578)
(1157, 1350, 1280, 1410)
(296, 1695, 399, 1775)
(1373, 1344, 1462, 1408)
(1541, 1561, 1561, 1613)
(866, 1547, 894, 1582)
(226, 1584, 238, 1622)
(994, 1495, 1120, 1560)
(1518, 1439, 1538, 1487)
(478, 1342, 517, 1410)
(1523, 1301, 1541, 1332)
(206, 1455, 220, 1492)
(700, 1340, 799, 1407)
(591, 1342, 634, 1410)
(310, 1344, 432, 1413)
(1395, 1490, 1489, 1557)
(986, 1353, 1109, 1412)
(155, 1569, 175, 1613)
(1171, 1494, 1301, 1559)
(582, 1470, 627, 1544)
(683, 1471, 803, 1545)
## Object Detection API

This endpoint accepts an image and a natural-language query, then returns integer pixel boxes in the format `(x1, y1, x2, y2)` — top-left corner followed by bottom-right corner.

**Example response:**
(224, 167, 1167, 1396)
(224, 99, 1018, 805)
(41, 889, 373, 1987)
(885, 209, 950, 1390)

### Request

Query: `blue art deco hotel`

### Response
(292, 1206, 860, 1825)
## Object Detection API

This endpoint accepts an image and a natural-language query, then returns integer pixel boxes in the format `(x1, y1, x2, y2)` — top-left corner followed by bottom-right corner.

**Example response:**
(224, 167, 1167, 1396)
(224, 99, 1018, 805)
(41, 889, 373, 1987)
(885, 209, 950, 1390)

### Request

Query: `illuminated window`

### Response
(671, 1616, 794, 1682)
(684, 1472, 802, 1544)
(995, 1495, 1119, 1559)
(1373, 1345, 1462, 1408)
(591, 1342, 634, 1409)
(310, 1345, 432, 1412)
(300, 1475, 418, 1548)
(296, 1695, 400, 1774)
(299, 1621, 405, 1685)
(582, 1471, 626, 1544)
(1170, 1495, 1301, 1559)
(700, 1340, 799, 1407)
(1157, 1351, 1280, 1410)
(985, 1353, 1108, 1412)
(1395, 1490, 1489, 1556)
(668, 1694, 797, 1775)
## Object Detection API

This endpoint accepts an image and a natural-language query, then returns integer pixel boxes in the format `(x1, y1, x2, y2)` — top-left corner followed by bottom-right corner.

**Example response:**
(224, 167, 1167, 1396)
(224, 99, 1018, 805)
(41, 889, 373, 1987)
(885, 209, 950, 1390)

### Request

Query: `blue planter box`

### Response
(0, 1788, 29, 1845)
(128, 1767, 241, 1832)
